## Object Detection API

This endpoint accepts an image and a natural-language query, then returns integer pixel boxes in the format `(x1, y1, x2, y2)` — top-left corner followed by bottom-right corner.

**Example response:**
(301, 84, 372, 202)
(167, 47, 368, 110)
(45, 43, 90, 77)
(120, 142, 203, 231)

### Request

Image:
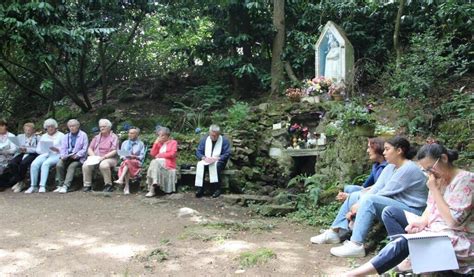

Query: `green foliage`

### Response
(170, 102, 211, 132)
(289, 201, 340, 227)
(225, 101, 250, 129)
(184, 83, 229, 108)
(238, 248, 276, 268)
(352, 173, 369, 186)
(338, 103, 375, 128)
(384, 30, 465, 101)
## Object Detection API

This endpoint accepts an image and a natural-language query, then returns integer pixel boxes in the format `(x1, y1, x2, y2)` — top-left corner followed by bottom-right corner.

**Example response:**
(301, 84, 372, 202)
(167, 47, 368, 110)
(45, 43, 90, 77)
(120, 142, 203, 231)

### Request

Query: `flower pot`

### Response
(332, 94, 344, 101)
(301, 95, 320, 104)
(353, 124, 375, 137)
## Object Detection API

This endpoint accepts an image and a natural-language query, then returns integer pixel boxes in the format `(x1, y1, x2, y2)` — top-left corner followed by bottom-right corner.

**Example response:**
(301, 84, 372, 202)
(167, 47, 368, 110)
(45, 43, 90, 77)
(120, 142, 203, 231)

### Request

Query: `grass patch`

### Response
(179, 220, 275, 242)
(134, 247, 168, 263)
(239, 248, 276, 268)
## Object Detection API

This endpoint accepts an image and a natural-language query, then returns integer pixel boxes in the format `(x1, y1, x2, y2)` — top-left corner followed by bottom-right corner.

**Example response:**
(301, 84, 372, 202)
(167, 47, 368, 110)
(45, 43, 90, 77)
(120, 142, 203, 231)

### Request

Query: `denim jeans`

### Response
(382, 206, 409, 236)
(350, 194, 424, 243)
(344, 184, 363, 193)
(371, 237, 409, 274)
(30, 154, 60, 188)
(331, 190, 362, 230)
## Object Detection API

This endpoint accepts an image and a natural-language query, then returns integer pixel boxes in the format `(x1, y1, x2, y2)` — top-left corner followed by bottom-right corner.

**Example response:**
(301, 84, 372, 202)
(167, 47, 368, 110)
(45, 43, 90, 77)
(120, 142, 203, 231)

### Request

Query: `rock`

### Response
(269, 147, 282, 158)
(255, 204, 296, 216)
(222, 194, 272, 206)
(257, 103, 270, 112)
(271, 128, 287, 138)
(177, 207, 199, 217)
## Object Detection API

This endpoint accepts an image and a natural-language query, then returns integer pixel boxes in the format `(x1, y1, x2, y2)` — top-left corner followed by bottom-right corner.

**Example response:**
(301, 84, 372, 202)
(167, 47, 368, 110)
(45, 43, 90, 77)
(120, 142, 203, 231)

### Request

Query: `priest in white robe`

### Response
(194, 124, 231, 198)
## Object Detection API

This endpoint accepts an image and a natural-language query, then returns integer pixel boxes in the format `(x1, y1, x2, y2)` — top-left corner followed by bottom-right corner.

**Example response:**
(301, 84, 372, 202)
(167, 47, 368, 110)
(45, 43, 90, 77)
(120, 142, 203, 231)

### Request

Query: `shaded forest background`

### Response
(0, 1, 472, 221)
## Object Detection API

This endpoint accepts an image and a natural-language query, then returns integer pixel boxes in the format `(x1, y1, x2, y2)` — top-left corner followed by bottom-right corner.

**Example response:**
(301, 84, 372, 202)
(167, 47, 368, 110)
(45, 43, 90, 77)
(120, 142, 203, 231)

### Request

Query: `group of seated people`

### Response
(308, 137, 472, 275)
(0, 118, 231, 198)
(0, 117, 472, 274)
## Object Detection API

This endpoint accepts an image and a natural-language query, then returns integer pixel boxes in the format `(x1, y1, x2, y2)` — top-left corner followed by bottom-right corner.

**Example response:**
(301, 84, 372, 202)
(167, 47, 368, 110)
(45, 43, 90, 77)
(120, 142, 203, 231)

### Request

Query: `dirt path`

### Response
(0, 190, 372, 276)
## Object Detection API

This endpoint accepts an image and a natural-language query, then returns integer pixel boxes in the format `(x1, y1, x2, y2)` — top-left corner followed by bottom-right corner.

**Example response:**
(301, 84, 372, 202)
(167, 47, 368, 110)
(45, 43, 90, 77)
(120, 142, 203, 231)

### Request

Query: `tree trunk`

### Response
(284, 61, 299, 83)
(99, 41, 108, 105)
(393, 0, 405, 69)
(270, 0, 285, 96)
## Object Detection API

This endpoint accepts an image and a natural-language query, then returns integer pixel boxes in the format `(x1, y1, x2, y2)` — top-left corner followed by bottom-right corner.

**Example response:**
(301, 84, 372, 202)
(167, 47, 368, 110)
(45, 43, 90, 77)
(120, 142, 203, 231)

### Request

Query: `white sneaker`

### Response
(38, 187, 46, 193)
(145, 191, 155, 197)
(53, 186, 61, 192)
(58, 186, 68, 194)
(24, 187, 38, 194)
(11, 183, 19, 191)
(330, 240, 366, 257)
(310, 229, 340, 244)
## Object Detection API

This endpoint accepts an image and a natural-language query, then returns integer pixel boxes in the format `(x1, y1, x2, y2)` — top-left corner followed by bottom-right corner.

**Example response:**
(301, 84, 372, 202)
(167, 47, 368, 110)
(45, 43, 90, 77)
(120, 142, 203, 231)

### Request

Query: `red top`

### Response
(150, 139, 178, 169)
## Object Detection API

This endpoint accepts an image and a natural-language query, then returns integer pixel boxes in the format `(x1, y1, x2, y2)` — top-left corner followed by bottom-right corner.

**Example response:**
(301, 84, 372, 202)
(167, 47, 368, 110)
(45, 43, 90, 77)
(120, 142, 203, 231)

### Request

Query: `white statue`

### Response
(324, 36, 340, 81)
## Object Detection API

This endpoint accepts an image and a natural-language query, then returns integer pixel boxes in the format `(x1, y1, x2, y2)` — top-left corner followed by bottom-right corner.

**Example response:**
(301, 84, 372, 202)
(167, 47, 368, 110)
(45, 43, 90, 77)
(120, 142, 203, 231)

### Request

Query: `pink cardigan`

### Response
(150, 139, 178, 169)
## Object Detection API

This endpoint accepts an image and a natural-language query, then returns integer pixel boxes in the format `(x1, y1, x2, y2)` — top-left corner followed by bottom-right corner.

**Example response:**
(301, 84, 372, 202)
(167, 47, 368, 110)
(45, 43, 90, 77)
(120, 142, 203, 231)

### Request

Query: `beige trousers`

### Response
(82, 158, 118, 187)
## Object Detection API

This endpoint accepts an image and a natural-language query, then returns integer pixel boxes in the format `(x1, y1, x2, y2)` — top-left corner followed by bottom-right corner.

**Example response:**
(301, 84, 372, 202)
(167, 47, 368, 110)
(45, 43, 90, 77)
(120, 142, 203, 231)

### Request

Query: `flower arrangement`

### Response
(304, 76, 333, 96)
(285, 88, 304, 102)
(328, 82, 346, 97)
(288, 123, 309, 148)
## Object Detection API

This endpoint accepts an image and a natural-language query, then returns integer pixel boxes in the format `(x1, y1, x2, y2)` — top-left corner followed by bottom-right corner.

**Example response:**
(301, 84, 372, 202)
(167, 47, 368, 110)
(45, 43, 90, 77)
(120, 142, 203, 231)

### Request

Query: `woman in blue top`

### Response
(311, 137, 428, 258)
(336, 138, 387, 201)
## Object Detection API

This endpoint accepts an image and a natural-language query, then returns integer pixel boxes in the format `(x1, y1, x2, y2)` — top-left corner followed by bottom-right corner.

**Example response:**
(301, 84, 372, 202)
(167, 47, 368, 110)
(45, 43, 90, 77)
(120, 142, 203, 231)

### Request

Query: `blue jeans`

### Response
(350, 194, 424, 243)
(371, 237, 409, 274)
(331, 191, 362, 230)
(382, 206, 409, 236)
(344, 184, 363, 193)
(30, 154, 59, 188)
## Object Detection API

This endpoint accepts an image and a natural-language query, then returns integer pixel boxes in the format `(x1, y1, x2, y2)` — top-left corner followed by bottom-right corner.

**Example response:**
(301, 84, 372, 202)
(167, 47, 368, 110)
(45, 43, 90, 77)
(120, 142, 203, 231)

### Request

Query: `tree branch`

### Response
(0, 61, 48, 100)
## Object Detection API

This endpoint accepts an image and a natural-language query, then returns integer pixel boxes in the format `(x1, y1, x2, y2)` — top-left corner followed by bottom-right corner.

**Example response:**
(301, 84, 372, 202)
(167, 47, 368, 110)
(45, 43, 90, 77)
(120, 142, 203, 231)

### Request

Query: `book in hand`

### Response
(390, 231, 459, 274)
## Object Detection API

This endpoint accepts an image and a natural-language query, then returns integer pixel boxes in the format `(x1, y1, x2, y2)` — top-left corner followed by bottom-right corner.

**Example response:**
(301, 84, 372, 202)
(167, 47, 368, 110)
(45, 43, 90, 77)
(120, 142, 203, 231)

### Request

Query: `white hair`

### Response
(209, 124, 220, 133)
(130, 127, 141, 134)
(98, 119, 112, 128)
(158, 126, 170, 136)
(67, 119, 80, 127)
(43, 118, 58, 129)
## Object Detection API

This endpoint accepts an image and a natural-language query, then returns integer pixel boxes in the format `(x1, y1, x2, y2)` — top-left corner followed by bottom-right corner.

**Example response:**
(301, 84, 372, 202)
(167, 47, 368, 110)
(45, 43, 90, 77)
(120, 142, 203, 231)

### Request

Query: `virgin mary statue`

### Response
(324, 37, 341, 81)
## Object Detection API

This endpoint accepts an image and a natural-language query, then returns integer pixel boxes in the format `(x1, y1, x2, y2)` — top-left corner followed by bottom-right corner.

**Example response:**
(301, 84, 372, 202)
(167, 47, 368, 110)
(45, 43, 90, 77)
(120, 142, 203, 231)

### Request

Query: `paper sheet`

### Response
(8, 136, 20, 146)
(117, 149, 131, 157)
(406, 235, 459, 273)
(38, 141, 53, 153)
(404, 210, 421, 224)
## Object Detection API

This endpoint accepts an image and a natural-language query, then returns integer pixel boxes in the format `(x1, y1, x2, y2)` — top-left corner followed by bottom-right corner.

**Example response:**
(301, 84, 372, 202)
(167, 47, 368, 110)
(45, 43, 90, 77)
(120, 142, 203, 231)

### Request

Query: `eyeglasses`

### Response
(422, 158, 440, 174)
(99, 126, 108, 128)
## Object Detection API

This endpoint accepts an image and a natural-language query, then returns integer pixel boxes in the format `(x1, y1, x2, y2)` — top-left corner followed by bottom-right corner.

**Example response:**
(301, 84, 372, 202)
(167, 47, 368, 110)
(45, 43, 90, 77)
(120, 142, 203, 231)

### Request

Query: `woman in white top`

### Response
(0, 118, 18, 187)
(25, 118, 64, 193)
(9, 122, 39, 192)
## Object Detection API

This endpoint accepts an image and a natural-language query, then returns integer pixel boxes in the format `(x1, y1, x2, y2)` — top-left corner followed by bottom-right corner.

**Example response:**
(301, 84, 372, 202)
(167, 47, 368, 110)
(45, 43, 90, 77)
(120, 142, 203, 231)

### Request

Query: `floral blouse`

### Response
(425, 170, 473, 274)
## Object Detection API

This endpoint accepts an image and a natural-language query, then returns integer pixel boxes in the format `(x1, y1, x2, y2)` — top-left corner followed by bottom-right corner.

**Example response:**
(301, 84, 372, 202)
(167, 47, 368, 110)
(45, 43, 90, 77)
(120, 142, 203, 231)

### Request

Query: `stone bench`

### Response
(177, 168, 237, 190)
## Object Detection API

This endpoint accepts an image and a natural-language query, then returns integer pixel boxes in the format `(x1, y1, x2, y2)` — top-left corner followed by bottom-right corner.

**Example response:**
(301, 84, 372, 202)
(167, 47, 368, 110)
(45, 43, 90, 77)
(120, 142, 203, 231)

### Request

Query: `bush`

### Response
(225, 101, 250, 129)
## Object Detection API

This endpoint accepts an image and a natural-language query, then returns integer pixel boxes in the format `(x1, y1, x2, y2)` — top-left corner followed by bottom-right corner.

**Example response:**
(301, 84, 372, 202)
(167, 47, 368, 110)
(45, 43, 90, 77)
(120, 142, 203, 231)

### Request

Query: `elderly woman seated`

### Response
(25, 118, 65, 193)
(0, 118, 18, 187)
(9, 122, 39, 192)
(82, 119, 119, 192)
(145, 127, 178, 197)
(113, 127, 145, 195)
(55, 119, 89, 193)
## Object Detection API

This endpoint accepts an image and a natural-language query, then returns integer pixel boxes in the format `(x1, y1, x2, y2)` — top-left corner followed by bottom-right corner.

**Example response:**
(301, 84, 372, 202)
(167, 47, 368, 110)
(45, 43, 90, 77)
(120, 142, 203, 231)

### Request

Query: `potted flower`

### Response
(285, 88, 304, 102)
(328, 82, 346, 101)
(302, 76, 333, 103)
(339, 103, 376, 137)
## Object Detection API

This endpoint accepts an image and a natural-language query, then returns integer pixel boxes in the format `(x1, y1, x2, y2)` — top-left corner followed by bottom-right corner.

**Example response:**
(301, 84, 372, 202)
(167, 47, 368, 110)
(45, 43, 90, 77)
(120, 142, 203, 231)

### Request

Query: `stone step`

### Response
(222, 194, 272, 206)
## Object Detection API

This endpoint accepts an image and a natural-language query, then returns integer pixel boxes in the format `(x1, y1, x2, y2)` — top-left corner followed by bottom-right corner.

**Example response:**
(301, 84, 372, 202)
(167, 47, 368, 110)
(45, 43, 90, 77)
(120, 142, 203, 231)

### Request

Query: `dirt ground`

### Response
(0, 190, 372, 276)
